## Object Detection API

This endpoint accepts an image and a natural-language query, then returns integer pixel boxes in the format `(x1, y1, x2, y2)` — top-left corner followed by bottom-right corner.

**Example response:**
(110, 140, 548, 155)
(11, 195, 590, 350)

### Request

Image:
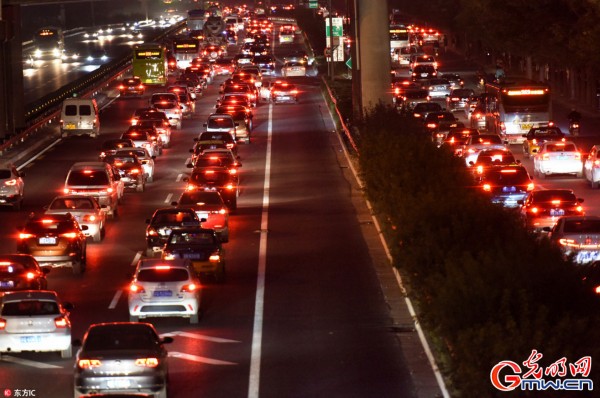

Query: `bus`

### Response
(389, 24, 409, 52)
(483, 78, 552, 143)
(172, 37, 201, 69)
(132, 44, 168, 86)
(31, 27, 64, 60)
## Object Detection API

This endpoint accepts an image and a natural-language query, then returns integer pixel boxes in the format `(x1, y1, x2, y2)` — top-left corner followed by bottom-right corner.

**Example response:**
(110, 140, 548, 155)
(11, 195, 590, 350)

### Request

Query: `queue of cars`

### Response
(0, 11, 313, 397)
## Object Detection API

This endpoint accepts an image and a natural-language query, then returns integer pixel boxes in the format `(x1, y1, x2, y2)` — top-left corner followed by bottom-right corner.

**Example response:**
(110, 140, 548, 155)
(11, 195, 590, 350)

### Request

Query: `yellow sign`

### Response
(507, 89, 545, 96)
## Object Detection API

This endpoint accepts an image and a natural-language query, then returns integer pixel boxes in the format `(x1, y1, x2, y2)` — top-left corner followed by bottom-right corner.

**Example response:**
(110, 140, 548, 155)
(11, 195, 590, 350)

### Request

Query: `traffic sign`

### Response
(308, 1, 318, 9)
(325, 17, 343, 37)
(345, 57, 352, 68)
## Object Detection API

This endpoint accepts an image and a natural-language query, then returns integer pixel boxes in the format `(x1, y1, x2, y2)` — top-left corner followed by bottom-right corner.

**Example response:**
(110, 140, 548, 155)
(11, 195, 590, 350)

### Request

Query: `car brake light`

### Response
(219, 208, 227, 215)
(130, 168, 141, 174)
(82, 215, 96, 222)
(209, 254, 220, 262)
(542, 154, 550, 160)
(482, 184, 491, 191)
(130, 283, 145, 293)
(532, 139, 537, 144)
(78, 359, 102, 369)
(54, 316, 69, 328)
(181, 283, 198, 292)
(225, 184, 235, 190)
(575, 152, 581, 160)
(577, 206, 584, 212)
(135, 358, 159, 367)
(229, 168, 237, 175)
(530, 207, 539, 214)
(147, 227, 158, 236)
(26, 272, 36, 280)
(106, 187, 114, 193)
(427, 123, 437, 128)
(0, 318, 5, 330)
(552, 200, 561, 205)
(527, 183, 534, 191)
(4, 179, 17, 186)
(61, 232, 78, 239)
(118, 85, 125, 90)
(18, 233, 34, 239)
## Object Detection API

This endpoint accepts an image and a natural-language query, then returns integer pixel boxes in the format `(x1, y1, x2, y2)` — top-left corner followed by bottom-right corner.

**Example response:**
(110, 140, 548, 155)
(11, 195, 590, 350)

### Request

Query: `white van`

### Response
(60, 98, 100, 138)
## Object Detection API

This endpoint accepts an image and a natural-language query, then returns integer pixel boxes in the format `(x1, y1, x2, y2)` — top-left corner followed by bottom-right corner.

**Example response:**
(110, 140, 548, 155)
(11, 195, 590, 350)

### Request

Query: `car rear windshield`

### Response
(84, 327, 157, 351)
(2, 300, 59, 316)
(199, 132, 234, 143)
(563, 220, 600, 234)
(191, 171, 231, 185)
(67, 170, 109, 186)
(153, 211, 196, 224)
(545, 143, 577, 152)
(24, 220, 75, 234)
(0, 263, 26, 276)
(208, 118, 234, 128)
(414, 103, 442, 112)
(484, 169, 530, 185)
(451, 89, 473, 97)
(169, 231, 216, 245)
(532, 190, 576, 202)
(49, 197, 95, 210)
(179, 192, 222, 206)
(137, 267, 189, 282)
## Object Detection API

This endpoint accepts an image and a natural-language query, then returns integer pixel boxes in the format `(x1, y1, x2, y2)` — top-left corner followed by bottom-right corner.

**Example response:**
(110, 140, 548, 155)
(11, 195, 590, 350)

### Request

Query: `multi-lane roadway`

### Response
(1, 24, 421, 398)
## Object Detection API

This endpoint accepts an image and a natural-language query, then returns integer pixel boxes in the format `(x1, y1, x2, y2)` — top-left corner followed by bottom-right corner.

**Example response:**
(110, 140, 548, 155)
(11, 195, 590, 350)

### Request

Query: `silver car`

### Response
(128, 258, 202, 323)
(547, 216, 600, 265)
(425, 78, 451, 98)
(74, 322, 172, 398)
(114, 148, 156, 183)
(0, 290, 73, 358)
(45, 195, 106, 242)
(0, 162, 25, 210)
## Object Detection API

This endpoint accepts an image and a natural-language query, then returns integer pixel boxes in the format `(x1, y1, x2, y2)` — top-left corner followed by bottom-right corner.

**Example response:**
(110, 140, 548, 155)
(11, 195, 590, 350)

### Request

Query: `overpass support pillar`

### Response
(356, 0, 391, 114)
(0, 4, 24, 141)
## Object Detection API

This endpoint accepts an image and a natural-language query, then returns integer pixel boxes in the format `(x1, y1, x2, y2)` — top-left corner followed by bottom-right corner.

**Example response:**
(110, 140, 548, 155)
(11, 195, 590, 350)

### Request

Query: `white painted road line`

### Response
(169, 351, 237, 365)
(130, 251, 142, 267)
(248, 103, 273, 398)
(176, 173, 183, 182)
(165, 193, 173, 204)
(16, 138, 63, 171)
(108, 290, 122, 309)
(162, 331, 240, 343)
(1, 355, 61, 369)
(184, 157, 191, 166)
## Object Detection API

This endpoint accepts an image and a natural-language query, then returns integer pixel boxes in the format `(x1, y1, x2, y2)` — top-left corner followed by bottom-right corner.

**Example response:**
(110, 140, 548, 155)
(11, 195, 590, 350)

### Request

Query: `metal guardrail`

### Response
(321, 76, 358, 153)
(0, 20, 185, 156)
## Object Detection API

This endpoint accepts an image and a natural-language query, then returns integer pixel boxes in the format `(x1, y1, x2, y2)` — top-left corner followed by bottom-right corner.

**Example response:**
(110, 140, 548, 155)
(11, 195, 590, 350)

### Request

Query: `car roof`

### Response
(137, 258, 191, 270)
(1, 290, 58, 302)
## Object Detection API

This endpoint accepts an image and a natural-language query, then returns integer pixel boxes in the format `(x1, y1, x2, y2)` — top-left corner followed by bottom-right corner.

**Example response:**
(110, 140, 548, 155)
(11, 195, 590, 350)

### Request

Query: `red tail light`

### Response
(0, 318, 6, 330)
(181, 283, 198, 293)
(18, 233, 34, 240)
(129, 283, 145, 293)
(78, 359, 102, 369)
(135, 358, 159, 367)
(82, 215, 96, 222)
(4, 179, 17, 186)
(61, 232, 78, 239)
(54, 316, 69, 328)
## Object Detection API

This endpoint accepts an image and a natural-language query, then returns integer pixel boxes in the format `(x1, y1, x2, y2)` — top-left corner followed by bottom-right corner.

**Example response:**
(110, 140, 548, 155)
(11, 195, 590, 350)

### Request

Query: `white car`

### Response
(0, 162, 25, 210)
(128, 258, 202, 324)
(462, 134, 506, 166)
(533, 141, 583, 178)
(425, 78, 451, 98)
(548, 216, 600, 265)
(281, 61, 306, 77)
(121, 129, 160, 158)
(114, 147, 156, 183)
(45, 195, 106, 242)
(583, 144, 600, 188)
(0, 290, 73, 358)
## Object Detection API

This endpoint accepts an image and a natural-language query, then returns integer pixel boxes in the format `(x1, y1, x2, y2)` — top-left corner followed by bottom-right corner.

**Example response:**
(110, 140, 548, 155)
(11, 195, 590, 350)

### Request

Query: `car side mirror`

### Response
(161, 336, 174, 345)
(186, 163, 193, 168)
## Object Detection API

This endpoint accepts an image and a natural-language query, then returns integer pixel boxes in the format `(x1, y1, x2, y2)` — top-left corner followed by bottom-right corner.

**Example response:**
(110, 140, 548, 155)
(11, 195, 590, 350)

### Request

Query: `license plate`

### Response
(20, 336, 41, 344)
(153, 290, 173, 297)
(196, 212, 209, 220)
(279, 96, 291, 100)
(421, 73, 428, 77)
(183, 253, 202, 260)
(65, 123, 76, 129)
(0, 281, 14, 288)
(107, 379, 130, 389)
(576, 251, 600, 264)
(550, 209, 565, 216)
(127, 87, 137, 90)
(39, 237, 57, 245)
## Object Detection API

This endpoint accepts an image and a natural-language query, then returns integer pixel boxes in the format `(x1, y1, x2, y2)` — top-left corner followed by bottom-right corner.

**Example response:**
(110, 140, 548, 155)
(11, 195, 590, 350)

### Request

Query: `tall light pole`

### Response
(327, 0, 334, 80)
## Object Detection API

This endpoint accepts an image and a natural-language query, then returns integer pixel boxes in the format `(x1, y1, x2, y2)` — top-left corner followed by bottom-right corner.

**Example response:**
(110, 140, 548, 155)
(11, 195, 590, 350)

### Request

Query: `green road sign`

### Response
(325, 18, 343, 37)
(308, 1, 318, 9)
(345, 57, 352, 68)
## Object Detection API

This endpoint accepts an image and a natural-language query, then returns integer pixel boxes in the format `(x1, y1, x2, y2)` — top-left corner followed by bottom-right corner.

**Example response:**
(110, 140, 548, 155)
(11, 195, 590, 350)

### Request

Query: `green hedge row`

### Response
(358, 105, 600, 397)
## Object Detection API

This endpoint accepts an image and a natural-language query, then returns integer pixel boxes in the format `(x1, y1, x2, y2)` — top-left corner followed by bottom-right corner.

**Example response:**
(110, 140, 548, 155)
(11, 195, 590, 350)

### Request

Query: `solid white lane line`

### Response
(176, 173, 183, 182)
(1, 355, 61, 369)
(248, 103, 273, 398)
(165, 193, 173, 204)
(184, 157, 191, 166)
(108, 290, 122, 309)
(169, 352, 237, 365)
(130, 251, 142, 267)
(162, 331, 240, 343)
(16, 138, 63, 171)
